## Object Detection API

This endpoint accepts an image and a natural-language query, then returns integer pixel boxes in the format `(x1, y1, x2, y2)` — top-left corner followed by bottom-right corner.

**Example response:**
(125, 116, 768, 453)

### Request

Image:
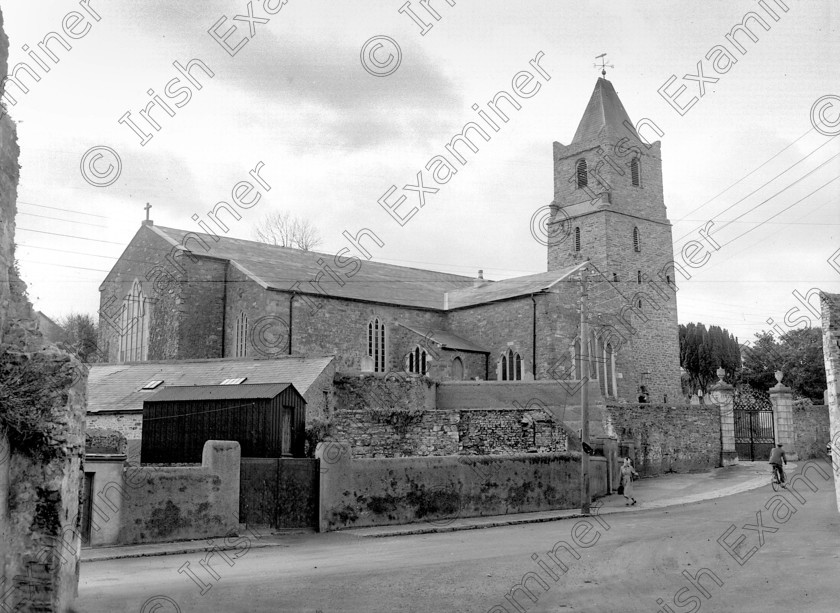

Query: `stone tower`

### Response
(547, 77, 682, 402)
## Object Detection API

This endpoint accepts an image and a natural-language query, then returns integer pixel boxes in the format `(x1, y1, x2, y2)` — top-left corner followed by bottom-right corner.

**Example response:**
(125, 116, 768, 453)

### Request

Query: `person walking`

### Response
(620, 457, 639, 506)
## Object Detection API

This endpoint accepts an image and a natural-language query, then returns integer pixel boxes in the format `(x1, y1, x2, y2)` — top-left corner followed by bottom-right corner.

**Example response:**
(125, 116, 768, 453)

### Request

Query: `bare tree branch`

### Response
(252, 212, 322, 251)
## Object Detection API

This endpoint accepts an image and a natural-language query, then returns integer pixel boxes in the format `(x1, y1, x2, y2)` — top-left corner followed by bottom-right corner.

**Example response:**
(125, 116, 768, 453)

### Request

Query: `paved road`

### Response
(76, 462, 840, 613)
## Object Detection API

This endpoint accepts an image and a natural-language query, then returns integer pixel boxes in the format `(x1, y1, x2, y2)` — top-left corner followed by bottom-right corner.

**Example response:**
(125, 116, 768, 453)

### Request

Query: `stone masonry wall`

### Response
(793, 404, 831, 460)
(603, 403, 720, 475)
(821, 292, 840, 514)
(1, 8, 86, 611)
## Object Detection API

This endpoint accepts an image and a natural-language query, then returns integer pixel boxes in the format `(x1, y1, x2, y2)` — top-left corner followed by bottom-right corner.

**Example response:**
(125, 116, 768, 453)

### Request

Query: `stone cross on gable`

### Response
(144, 202, 152, 221)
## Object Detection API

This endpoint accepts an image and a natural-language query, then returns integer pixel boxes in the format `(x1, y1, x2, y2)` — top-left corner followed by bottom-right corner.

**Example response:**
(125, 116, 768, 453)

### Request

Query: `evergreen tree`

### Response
(678, 322, 742, 396)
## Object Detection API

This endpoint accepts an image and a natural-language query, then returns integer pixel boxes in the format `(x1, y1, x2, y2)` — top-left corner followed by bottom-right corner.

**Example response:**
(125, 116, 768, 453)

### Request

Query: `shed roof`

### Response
(87, 356, 334, 413)
(146, 382, 297, 402)
(397, 325, 489, 353)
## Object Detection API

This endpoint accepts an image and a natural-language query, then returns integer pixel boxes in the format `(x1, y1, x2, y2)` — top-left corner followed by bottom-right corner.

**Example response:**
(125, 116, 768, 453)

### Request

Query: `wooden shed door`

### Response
(240, 458, 320, 530)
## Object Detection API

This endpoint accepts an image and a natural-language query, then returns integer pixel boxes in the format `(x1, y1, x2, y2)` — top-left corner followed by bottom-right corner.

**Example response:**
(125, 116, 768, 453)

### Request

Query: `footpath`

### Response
(81, 461, 776, 562)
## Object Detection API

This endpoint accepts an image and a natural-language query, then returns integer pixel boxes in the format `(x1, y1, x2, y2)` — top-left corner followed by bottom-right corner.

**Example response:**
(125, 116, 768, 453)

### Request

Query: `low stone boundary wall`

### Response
(84, 440, 241, 547)
(603, 403, 720, 475)
(315, 442, 607, 531)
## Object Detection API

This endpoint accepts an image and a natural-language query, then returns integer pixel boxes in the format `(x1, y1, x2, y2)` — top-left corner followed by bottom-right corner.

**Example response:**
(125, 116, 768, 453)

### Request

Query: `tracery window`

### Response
(118, 279, 149, 363)
(368, 318, 387, 373)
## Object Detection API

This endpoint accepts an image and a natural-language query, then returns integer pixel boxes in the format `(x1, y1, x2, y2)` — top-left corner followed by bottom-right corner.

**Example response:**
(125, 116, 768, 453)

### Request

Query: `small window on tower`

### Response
(574, 227, 581, 252)
(630, 157, 641, 187)
(633, 227, 641, 252)
(576, 159, 588, 188)
(637, 270, 642, 284)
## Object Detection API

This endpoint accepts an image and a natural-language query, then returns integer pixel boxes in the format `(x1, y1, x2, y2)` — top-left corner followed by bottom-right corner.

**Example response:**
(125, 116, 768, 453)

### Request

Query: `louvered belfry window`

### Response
(574, 227, 581, 252)
(631, 157, 641, 186)
(633, 226, 641, 252)
(576, 159, 588, 188)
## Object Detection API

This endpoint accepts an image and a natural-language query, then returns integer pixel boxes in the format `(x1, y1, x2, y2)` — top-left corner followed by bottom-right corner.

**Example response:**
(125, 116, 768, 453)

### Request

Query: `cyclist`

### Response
(769, 443, 787, 487)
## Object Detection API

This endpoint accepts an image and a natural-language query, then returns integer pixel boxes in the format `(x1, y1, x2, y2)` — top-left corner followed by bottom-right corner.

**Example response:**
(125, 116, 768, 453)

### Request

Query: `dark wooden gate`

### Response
(240, 458, 320, 530)
(734, 407, 775, 461)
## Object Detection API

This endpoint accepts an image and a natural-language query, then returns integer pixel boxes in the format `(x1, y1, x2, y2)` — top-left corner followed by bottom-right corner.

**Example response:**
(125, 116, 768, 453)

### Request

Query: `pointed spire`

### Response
(571, 78, 639, 144)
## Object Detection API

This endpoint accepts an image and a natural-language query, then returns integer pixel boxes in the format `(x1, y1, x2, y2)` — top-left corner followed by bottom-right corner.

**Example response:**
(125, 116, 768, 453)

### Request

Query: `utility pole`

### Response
(579, 268, 591, 515)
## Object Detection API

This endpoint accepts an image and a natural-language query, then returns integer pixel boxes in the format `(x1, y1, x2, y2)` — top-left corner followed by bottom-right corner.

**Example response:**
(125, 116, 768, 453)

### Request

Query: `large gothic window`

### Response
(575, 159, 588, 188)
(368, 318, 387, 373)
(235, 311, 248, 358)
(118, 279, 149, 363)
(498, 349, 523, 381)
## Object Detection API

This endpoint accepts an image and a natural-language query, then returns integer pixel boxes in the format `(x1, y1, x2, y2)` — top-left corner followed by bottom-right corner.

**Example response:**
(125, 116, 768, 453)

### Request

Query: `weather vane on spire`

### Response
(594, 53, 614, 78)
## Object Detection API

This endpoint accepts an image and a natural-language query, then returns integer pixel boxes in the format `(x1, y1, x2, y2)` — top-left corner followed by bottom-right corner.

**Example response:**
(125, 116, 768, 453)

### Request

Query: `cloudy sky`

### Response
(3, 0, 839, 346)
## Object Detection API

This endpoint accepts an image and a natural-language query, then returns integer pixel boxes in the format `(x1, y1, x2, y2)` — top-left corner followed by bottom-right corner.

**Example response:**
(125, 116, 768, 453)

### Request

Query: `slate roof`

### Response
(572, 78, 639, 144)
(397, 325, 489, 353)
(444, 264, 587, 310)
(87, 356, 334, 413)
(146, 382, 295, 402)
(143, 225, 587, 311)
(149, 225, 475, 309)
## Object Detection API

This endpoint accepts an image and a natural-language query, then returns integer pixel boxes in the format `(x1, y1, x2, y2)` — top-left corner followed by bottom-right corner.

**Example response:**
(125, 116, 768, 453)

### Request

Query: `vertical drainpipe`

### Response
(220, 263, 227, 357)
(288, 292, 295, 355)
(531, 294, 537, 379)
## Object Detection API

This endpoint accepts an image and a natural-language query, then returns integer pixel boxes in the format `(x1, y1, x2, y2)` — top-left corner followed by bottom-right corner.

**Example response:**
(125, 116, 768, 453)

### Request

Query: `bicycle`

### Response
(771, 464, 786, 491)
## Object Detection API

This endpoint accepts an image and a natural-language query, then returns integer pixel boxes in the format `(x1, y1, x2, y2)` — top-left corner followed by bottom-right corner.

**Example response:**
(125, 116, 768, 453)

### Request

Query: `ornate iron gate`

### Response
(734, 407, 775, 461)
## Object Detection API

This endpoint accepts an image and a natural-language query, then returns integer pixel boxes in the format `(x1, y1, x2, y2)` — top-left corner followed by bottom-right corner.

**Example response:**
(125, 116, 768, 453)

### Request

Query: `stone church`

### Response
(98, 77, 683, 403)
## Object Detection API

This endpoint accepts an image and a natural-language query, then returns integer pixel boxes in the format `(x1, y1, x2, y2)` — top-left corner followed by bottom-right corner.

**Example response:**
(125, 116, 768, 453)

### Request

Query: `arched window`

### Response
(368, 318, 387, 373)
(498, 349, 523, 381)
(589, 332, 599, 381)
(576, 159, 588, 188)
(630, 157, 641, 186)
(235, 311, 248, 358)
(606, 343, 615, 397)
(118, 279, 150, 363)
(633, 227, 641, 252)
(408, 346, 428, 374)
(574, 227, 581, 252)
(452, 357, 464, 380)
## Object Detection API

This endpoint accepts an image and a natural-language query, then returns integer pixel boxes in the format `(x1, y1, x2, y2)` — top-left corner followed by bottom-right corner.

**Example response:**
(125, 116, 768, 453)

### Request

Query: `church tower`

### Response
(547, 77, 682, 403)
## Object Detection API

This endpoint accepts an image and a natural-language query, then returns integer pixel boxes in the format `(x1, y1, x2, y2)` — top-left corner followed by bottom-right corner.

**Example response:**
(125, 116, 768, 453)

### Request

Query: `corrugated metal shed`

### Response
(141, 383, 306, 463)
